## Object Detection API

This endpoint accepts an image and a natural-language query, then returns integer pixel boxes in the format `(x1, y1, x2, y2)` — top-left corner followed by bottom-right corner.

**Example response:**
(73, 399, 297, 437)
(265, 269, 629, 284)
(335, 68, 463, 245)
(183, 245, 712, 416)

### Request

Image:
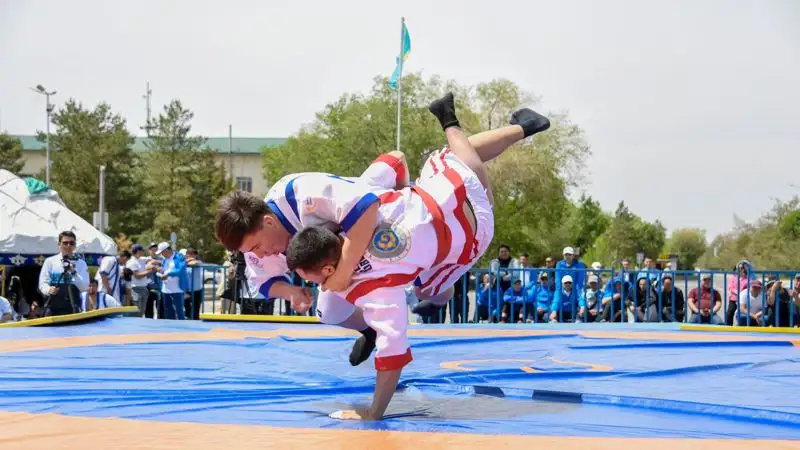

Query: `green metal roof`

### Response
(12, 135, 286, 155)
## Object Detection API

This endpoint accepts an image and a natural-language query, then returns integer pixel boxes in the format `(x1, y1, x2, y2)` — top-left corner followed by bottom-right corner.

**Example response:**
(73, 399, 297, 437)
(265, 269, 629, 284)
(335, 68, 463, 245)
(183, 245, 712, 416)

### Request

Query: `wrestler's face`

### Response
(238, 215, 291, 258)
(295, 264, 335, 285)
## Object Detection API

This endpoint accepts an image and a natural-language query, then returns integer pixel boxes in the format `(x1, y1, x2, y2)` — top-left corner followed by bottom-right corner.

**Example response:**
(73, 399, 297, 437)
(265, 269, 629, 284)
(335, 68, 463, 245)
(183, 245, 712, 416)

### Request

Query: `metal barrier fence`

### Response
(179, 264, 317, 319)
(164, 265, 800, 329)
(426, 267, 800, 327)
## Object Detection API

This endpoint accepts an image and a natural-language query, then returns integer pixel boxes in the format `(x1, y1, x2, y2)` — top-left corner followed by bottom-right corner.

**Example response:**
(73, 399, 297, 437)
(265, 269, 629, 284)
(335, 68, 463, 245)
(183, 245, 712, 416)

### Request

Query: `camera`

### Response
(62, 253, 80, 271)
(230, 251, 246, 279)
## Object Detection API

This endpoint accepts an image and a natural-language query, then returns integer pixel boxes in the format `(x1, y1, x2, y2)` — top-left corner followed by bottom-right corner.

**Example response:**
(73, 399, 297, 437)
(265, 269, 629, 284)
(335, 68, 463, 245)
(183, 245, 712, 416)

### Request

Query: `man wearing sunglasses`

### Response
(37, 231, 90, 316)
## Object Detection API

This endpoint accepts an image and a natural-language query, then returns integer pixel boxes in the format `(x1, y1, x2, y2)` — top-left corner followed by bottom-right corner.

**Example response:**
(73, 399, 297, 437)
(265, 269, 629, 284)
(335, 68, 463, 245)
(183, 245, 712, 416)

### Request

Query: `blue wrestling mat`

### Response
(1, 318, 799, 440)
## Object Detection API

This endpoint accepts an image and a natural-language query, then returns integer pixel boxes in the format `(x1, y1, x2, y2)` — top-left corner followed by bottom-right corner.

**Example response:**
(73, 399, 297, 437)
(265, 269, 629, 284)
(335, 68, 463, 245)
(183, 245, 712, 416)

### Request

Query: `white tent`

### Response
(0, 169, 116, 266)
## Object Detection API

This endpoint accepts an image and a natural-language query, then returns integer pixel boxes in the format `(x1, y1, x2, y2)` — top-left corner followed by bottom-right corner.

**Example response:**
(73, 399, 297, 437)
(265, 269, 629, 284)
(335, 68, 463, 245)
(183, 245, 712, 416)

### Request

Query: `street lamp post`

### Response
(30, 85, 56, 185)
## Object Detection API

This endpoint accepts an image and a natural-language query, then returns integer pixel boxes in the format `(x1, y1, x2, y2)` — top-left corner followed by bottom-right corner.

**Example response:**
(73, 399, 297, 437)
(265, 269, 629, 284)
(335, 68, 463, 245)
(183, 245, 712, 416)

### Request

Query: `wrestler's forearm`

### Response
(268, 281, 301, 301)
(339, 203, 379, 275)
(366, 368, 403, 420)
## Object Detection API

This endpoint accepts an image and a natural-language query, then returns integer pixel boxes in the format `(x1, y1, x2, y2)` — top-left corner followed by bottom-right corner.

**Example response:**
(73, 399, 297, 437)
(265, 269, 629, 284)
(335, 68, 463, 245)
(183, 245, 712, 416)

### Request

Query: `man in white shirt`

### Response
(738, 280, 765, 326)
(96, 250, 131, 305)
(0, 296, 14, 323)
(126, 244, 153, 316)
(80, 279, 120, 312)
(38, 231, 90, 316)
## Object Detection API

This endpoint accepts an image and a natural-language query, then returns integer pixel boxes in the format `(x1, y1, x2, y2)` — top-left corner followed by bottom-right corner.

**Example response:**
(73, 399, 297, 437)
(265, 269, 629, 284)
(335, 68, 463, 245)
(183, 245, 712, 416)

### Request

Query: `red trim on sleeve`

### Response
(373, 153, 408, 188)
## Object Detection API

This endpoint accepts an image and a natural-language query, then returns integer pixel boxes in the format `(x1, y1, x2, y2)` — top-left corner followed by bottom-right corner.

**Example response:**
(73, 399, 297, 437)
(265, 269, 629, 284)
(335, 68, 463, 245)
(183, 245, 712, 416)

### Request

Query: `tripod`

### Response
(44, 264, 78, 316)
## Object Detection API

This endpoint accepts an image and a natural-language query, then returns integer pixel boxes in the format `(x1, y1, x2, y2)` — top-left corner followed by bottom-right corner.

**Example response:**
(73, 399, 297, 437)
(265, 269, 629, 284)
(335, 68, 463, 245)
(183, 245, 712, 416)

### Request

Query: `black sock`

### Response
(429, 92, 460, 131)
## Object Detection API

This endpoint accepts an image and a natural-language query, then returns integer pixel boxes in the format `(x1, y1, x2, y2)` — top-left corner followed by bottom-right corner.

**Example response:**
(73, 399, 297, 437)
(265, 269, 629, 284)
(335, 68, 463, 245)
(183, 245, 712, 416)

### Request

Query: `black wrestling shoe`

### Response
(411, 299, 440, 317)
(509, 108, 551, 138)
(428, 92, 460, 130)
(349, 327, 377, 366)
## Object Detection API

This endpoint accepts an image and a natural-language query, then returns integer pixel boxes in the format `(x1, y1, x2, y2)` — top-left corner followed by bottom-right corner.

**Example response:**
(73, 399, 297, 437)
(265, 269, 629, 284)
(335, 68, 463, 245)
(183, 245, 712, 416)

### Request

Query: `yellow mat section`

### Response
(200, 313, 320, 324)
(0, 306, 140, 328)
(680, 323, 800, 334)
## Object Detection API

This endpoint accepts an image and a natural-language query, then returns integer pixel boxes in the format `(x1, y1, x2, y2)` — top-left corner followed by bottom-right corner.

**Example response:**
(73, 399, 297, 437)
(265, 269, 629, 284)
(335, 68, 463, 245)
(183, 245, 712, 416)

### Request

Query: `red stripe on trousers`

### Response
(410, 185, 451, 267)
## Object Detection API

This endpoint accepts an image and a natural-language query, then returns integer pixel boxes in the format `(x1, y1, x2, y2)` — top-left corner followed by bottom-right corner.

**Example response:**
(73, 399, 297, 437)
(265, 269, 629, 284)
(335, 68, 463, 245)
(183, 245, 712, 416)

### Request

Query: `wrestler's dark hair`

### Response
(215, 190, 274, 250)
(285, 227, 342, 272)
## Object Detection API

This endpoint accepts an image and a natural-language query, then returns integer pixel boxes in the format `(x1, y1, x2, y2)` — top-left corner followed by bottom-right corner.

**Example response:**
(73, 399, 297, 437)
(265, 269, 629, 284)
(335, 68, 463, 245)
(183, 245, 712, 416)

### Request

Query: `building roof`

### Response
(12, 135, 287, 155)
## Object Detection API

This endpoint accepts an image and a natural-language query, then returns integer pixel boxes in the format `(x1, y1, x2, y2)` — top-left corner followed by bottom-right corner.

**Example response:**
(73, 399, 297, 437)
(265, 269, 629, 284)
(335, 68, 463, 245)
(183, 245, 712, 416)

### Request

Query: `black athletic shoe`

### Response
(428, 92, 460, 130)
(349, 327, 377, 366)
(509, 108, 551, 138)
(411, 299, 440, 317)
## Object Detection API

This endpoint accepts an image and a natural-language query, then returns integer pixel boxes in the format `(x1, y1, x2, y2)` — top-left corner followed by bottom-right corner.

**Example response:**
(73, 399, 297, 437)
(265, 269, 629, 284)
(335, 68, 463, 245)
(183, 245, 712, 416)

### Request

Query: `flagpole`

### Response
(396, 16, 405, 153)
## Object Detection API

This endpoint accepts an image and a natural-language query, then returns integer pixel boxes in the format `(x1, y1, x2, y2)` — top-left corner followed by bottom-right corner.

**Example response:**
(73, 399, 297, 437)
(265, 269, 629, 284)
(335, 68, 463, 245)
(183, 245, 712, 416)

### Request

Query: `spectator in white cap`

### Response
(156, 242, 188, 320)
(550, 274, 580, 322)
(554, 246, 587, 311)
(578, 275, 601, 322)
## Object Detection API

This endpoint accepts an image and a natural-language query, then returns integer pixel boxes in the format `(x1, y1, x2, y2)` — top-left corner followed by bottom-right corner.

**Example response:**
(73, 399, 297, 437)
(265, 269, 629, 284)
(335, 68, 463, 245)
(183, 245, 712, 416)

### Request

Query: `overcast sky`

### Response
(1, 0, 798, 240)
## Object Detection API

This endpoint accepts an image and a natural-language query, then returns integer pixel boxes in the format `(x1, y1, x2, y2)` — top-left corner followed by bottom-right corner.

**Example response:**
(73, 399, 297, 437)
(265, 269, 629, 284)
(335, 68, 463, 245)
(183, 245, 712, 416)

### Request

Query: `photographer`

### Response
(37, 231, 90, 316)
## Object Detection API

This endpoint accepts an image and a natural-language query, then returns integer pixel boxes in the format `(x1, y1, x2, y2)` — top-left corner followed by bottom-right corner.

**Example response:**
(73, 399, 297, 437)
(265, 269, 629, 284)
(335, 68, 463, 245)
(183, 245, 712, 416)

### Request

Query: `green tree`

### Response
(700, 197, 800, 270)
(0, 133, 25, 174)
(666, 228, 708, 270)
(262, 73, 591, 264)
(604, 202, 639, 260)
(141, 100, 232, 262)
(572, 194, 611, 253)
(601, 201, 666, 264)
(634, 219, 667, 261)
(40, 100, 144, 237)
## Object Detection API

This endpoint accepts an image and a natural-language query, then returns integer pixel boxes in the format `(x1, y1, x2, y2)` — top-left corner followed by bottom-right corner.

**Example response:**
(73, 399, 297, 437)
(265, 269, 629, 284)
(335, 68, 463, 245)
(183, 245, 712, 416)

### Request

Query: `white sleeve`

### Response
(38, 257, 53, 295)
(73, 259, 90, 292)
(244, 253, 291, 299)
(294, 174, 379, 233)
(98, 257, 114, 278)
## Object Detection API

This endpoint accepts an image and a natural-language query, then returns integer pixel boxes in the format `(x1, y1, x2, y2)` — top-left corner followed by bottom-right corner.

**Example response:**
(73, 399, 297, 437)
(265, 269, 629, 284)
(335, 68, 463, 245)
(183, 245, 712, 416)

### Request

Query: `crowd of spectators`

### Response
(3, 234, 800, 329)
(431, 245, 800, 327)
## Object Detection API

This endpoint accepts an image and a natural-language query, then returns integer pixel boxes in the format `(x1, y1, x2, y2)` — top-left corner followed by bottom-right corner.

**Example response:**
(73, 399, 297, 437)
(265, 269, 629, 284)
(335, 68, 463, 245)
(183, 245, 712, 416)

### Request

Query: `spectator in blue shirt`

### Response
(637, 255, 661, 285)
(550, 275, 580, 322)
(555, 246, 587, 297)
(578, 275, 602, 322)
(528, 272, 553, 323)
(475, 273, 499, 323)
(600, 277, 629, 322)
(501, 279, 525, 323)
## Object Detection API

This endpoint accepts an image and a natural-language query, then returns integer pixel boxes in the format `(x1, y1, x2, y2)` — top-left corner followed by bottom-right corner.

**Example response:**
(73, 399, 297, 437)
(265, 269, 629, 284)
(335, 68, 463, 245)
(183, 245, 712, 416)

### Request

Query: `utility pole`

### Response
(140, 82, 155, 137)
(98, 165, 106, 233)
(30, 85, 56, 185)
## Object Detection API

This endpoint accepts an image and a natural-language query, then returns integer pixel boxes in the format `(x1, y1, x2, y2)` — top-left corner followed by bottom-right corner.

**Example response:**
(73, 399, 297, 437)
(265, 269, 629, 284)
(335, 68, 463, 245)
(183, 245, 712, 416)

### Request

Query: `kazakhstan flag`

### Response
(389, 21, 411, 90)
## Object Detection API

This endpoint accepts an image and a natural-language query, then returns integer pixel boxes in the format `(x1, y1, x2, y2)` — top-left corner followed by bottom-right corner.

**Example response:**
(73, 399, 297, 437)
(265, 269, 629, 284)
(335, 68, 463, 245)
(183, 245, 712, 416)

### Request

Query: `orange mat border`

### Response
(2, 411, 799, 450)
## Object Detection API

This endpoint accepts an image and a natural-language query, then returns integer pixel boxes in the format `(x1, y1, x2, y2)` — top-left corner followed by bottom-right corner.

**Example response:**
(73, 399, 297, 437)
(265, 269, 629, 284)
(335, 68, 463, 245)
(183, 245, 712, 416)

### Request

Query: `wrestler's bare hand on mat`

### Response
(329, 409, 372, 420)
